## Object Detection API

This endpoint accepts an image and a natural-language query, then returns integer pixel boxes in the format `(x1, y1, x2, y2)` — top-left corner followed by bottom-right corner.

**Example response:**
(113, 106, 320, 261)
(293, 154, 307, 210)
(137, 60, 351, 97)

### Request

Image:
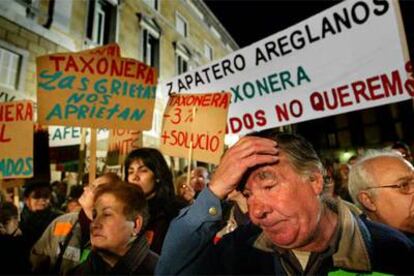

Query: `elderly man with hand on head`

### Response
(156, 130, 414, 275)
(348, 149, 414, 242)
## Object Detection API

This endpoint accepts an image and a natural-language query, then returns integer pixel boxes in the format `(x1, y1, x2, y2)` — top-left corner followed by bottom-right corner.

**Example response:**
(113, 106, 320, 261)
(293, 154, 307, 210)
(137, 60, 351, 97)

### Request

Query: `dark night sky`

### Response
(205, 1, 340, 47)
(205, 0, 414, 59)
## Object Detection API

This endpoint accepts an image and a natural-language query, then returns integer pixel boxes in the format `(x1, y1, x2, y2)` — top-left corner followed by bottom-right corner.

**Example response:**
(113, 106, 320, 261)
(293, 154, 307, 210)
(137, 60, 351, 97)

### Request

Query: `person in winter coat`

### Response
(124, 148, 184, 254)
(157, 131, 414, 275)
(20, 181, 62, 249)
(30, 173, 120, 274)
(70, 182, 158, 275)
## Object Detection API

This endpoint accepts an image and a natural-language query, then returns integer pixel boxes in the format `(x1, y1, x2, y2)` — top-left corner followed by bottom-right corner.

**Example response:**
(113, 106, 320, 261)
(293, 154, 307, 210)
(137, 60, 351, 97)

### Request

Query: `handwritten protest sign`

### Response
(77, 43, 121, 58)
(37, 44, 157, 130)
(160, 92, 231, 164)
(53, 43, 121, 58)
(160, 0, 411, 135)
(106, 129, 142, 165)
(0, 100, 33, 179)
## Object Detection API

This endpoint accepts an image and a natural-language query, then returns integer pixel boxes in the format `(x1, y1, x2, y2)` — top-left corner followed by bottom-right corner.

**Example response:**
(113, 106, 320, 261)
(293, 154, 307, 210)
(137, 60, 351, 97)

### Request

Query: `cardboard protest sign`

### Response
(37, 44, 157, 130)
(78, 43, 121, 58)
(54, 43, 121, 58)
(106, 129, 142, 165)
(0, 100, 34, 179)
(160, 92, 231, 164)
(160, 0, 412, 135)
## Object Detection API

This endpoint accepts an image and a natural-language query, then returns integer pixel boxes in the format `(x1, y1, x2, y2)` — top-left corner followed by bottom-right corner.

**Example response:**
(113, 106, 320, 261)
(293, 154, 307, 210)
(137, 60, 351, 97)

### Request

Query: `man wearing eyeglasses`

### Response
(349, 150, 414, 242)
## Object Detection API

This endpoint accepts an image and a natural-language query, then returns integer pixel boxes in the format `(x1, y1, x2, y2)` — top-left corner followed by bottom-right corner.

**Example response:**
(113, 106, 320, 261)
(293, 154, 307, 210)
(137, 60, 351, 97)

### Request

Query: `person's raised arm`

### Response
(156, 136, 278, 275)
(209, 136, 279, 199)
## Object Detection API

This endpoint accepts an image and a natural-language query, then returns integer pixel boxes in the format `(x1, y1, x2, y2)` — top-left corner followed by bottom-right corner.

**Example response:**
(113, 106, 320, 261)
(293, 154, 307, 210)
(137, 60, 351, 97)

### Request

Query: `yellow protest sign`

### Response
(160, 92, 231, 164)
(36, 44, 157, 130)
(0, 100, 34, 179)
(77, 43, 121, 57)
(106, 129, 142, 166)
(54, 43, 121, 58)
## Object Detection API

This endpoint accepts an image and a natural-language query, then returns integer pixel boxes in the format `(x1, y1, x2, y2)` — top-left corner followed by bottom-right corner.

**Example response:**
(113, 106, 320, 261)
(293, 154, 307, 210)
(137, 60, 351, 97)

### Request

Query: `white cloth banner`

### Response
(159, 0, 412, 135)
(49, 126, 108, 147)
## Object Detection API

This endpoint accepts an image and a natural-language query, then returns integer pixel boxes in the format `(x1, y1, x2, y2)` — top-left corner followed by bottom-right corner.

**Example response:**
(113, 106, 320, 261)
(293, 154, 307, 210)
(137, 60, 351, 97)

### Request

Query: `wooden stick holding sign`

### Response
(186, 107, 197, 186)
(77, 127, 87, 184)
(89, 128, 97, 184)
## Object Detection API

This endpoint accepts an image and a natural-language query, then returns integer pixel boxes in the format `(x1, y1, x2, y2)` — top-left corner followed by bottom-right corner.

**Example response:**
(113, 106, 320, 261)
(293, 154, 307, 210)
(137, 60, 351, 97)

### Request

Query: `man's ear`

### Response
(309, 173, 324, 195)
(133, 216, 143, 236)
(358, 192, 377, 212)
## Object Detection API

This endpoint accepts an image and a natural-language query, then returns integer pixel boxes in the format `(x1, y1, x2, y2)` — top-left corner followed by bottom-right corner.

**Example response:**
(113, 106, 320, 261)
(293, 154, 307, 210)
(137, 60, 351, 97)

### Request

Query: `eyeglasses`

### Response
(365, 178, 414, 195)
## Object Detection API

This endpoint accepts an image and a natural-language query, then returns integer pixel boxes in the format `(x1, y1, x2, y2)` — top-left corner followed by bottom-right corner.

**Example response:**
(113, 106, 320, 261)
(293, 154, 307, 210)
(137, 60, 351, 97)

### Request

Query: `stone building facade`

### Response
(0, 0, 238, 174)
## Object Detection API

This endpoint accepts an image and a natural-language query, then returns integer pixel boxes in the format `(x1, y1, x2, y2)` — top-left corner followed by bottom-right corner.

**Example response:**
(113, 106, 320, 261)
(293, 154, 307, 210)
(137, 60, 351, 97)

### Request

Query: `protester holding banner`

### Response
(30, 173, 120, 274)
(124, 148, 184, 254)
(70, 182, 158, 275)
(156, 130, 414, 275)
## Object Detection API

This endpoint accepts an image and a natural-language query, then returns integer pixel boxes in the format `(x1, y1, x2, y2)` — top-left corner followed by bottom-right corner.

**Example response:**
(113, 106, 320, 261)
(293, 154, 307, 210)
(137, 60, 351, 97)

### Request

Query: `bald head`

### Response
(349, 150, 414, 233)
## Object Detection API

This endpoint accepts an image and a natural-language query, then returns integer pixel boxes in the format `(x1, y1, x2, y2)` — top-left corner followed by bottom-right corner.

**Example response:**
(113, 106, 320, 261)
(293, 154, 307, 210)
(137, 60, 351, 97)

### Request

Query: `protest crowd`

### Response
(1, 133, 414, 275)
(1, 0, 414, 275)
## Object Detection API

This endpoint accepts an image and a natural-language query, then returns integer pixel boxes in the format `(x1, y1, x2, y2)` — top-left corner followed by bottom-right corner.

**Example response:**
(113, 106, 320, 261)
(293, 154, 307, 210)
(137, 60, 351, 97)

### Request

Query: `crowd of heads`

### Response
(1, 132, 413, 274)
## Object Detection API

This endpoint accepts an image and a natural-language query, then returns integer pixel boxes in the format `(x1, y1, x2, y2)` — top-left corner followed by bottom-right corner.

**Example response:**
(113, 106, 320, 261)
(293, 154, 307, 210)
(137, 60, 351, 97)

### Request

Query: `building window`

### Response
(139, 16, 161, 71)
(0, 0, 40, 19)
(174, 42, 190, 75)
(210, 26, 221, 39)
(204, 43, 213, 61)
(142, 29, 159, 69)
(176, 55, 188, 74)
(86, 0, 118, 45)
(53, 0, 73, 32)
(143, 0, 158, 10)
(0, 47, 21, 90)
(188, 1, 204, 20)
(176, 12, 188, 37)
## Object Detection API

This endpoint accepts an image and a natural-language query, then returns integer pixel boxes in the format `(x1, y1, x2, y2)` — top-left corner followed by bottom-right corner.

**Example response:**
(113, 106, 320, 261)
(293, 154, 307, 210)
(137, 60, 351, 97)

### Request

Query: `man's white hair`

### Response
(348, 149, 403, 209)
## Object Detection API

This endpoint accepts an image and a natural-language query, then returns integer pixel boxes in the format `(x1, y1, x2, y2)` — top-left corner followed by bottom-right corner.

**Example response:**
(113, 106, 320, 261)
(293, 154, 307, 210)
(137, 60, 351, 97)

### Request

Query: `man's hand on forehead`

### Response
(209, 136, 279, 199)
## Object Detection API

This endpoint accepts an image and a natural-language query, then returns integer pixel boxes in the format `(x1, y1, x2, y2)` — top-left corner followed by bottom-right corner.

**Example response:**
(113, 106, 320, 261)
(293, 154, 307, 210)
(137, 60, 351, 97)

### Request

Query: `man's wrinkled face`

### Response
(367, 157, 414, 233)
(244, 153, 322, 249)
